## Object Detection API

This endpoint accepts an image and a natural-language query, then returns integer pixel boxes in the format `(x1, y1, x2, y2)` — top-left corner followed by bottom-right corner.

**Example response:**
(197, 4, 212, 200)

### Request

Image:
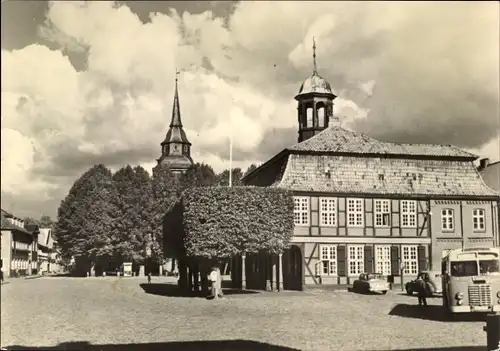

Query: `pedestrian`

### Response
(147, 272, 151, 284)
(415, 274, 428, 307)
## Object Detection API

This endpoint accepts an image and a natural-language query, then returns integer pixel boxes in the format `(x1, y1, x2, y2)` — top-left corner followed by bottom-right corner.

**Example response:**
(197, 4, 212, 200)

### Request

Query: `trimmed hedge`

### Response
(165, 186, 295, 259)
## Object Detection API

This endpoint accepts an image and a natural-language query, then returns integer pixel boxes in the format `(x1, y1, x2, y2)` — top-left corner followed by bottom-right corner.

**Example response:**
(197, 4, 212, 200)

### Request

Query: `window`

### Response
(293, 197, 309, 226)
(401, 200, 417, 228)
(347, 198, 364, 227)
(472, 209, 486, 231)
(402, 245, 418, 275)
(441, 209, 454, 231)
(374, 200, 391, 227)
(320, 198, 337, 226)
(317, 104, 325, 127)
(317, 245, 337, 276)
(348, 245, 364, 276)
(306, 107, 313, 127)
(375, 245, 392, 276)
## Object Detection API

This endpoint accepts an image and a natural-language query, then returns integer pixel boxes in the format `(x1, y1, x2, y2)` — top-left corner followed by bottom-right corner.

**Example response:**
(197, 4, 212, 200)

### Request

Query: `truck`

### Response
(441, 247, 500, 314)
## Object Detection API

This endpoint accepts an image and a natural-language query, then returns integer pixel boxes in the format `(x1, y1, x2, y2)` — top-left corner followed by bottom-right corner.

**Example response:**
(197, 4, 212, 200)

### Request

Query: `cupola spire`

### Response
(313, 37, 317, 74)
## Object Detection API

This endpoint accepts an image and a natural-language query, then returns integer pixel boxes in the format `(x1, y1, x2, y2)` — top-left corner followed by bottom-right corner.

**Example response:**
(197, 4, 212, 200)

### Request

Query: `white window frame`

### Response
(319, 198, 337, 227)
(441, 208, 454, 232)
(347, 198, 364, 227)
(293, 197, 309, 226)
(472, 208, 486, 232)
(348, 245, 364, 276)
(375, 245, 392, 276)
(401, 200, 417, 228)
(402, 245, 418, 275)
(317, 245, 337, 276)
(374, 199, 391, 227)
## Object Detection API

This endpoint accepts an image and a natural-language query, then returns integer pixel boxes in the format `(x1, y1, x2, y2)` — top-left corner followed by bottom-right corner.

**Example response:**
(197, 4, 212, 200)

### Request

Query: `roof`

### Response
(1, 211, 32, 235)
(480, 161, 500, 193)
(273, 154, 498, 197)
(296, 71, 335, 98)
(38, 228, 54, 249)
(155, 154, 193, 171)
(162, 78, 190, 146)
(287, 126, 477, 159)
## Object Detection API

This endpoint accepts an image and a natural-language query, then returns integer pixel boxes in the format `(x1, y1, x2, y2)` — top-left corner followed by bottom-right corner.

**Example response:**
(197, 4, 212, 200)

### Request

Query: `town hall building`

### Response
(241, 42, 499, 289)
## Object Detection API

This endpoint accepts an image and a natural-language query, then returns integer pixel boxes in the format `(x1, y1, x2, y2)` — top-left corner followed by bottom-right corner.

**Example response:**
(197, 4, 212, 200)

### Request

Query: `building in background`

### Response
(1, 209, 39, 278)
(241, 42, 500, 290)
(37, 228, 55, 274)
(479, 158, 500, 247)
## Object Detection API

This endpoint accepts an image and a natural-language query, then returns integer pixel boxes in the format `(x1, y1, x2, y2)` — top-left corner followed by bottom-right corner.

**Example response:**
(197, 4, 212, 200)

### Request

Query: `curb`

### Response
(25, 275, 43, 280)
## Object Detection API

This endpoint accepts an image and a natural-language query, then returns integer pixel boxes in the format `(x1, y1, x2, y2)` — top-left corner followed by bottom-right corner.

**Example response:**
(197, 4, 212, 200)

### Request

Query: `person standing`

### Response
(147, 272, 151, 284)
(415, 275, 428, 307)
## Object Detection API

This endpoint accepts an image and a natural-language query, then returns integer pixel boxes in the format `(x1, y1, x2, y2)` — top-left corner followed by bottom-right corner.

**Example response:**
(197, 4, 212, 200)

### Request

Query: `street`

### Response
(0, 277, 488, 350)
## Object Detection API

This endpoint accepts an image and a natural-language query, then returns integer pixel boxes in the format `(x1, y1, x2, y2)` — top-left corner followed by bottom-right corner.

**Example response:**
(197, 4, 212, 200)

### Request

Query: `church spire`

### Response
(170, 70, 183, 127)
(312, 37, 317, 74)
(154, 70, 193, 173)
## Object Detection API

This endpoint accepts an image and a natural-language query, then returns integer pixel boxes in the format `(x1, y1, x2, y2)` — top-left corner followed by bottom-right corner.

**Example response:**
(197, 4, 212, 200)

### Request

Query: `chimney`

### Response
(479, 158, 490, 171)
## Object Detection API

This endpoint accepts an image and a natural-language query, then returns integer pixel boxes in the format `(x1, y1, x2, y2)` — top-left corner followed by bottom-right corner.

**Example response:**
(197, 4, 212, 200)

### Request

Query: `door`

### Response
(283, 245, 303, 291)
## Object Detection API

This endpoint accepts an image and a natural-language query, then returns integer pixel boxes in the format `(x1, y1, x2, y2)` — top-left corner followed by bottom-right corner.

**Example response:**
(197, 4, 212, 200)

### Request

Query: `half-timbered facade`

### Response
(241, 45, 499, 289)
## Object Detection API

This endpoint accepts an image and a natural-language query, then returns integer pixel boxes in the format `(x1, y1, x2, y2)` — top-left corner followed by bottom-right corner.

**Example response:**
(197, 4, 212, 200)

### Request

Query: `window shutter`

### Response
(391, 245, 400, 276)
(337, 245, 346, 277)
(364, 245, 373, 274)
(417, 245, 427, 271)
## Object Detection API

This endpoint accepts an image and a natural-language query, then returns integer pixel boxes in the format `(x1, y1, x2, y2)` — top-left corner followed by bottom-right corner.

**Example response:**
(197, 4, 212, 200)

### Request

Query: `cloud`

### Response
(1, 1, 499, 218)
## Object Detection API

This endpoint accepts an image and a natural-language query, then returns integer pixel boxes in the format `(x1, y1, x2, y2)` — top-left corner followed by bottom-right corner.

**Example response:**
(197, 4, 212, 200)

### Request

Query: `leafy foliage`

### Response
(112, 165, 155, 263)
(243, 164, 258, 178)
(182, 163, 217, 188)
(176, 186, 295, 259)
(23, 215, 54, 228)
(55, 164, 120, 262)
(215, 168, 243, 186)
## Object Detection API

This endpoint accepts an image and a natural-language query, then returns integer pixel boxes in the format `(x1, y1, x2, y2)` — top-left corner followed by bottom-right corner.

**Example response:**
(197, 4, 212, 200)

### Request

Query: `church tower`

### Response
(295, 38, 337, 143)
(154, 71, 193, 173)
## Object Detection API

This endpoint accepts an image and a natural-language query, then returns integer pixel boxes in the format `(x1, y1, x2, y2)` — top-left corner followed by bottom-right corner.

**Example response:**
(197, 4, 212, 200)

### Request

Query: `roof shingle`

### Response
(287, 126, 476, 159)
(276, 154, 498, 197)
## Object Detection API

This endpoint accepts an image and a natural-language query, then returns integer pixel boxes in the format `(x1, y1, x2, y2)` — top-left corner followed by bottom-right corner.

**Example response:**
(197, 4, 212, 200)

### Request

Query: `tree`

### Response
(23, 217, 39, 226)
(23, 215, 54, 228)
(181, 163, 217, 188)
(39, 215, 54, 228)
(54, 164, 120, 272)
(112, 165, 155, 264)
(243, 163, 258, 178)
(151, 165, 184, 262)
(215, 168, 243, 186)
(166, 186, 295, 259)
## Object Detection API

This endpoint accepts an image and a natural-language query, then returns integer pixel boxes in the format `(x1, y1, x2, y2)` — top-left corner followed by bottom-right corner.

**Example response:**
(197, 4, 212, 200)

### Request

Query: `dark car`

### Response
(405, 271, 442, 296)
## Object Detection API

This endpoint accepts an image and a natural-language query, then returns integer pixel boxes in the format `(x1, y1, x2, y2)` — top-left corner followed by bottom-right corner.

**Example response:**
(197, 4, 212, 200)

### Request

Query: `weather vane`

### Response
(175, 69, 180, 82)
(312, 37, 317, 73)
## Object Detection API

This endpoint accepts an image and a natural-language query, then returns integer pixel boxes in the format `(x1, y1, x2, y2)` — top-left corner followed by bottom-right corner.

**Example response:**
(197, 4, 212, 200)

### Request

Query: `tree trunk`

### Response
(170, 258, 176, 273)
(178, 257, 188, 292)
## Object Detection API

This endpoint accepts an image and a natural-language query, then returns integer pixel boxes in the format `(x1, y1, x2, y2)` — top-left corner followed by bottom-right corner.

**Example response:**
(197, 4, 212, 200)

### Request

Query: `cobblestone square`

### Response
(0, 277, 488, 350)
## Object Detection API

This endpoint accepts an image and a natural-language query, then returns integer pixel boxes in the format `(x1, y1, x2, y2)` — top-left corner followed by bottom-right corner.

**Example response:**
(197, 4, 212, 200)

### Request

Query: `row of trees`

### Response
(53, 162, 257, 272)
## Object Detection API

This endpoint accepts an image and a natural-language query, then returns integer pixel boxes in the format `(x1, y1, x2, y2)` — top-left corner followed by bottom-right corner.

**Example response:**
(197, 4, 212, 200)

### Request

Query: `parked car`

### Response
(353, 273, 390, 294)
(405, 271, 442, 296)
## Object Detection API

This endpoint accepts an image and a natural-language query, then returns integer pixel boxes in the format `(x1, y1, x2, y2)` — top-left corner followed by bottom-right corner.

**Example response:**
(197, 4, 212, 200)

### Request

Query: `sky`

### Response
(1, 1, 499, 219)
